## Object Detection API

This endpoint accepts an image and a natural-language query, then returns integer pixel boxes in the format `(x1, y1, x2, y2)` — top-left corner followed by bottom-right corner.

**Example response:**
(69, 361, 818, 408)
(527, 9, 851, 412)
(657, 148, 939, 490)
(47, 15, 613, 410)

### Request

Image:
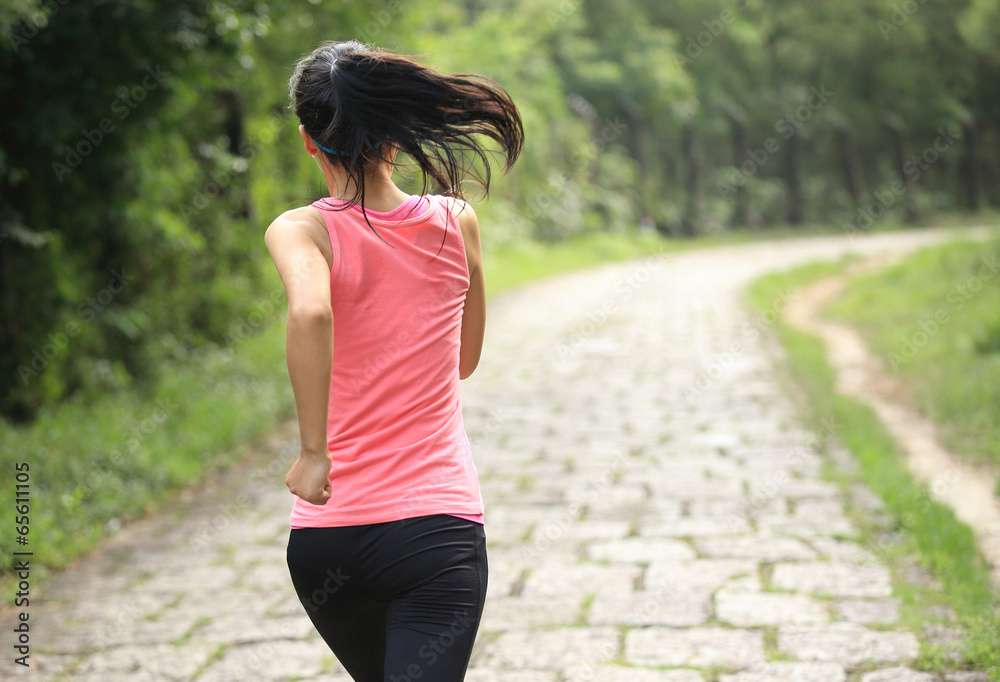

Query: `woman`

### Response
(265, 40, 523, 681)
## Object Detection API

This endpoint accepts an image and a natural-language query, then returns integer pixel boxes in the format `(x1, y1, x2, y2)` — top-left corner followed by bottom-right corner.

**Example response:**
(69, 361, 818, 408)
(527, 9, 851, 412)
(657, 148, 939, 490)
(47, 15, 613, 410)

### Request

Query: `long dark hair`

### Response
(289, 40, 524, 229)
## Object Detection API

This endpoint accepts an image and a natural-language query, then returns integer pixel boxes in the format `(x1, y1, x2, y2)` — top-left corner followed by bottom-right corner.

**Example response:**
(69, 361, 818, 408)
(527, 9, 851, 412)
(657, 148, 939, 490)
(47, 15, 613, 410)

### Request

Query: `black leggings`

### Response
(286, 514, 488, 682)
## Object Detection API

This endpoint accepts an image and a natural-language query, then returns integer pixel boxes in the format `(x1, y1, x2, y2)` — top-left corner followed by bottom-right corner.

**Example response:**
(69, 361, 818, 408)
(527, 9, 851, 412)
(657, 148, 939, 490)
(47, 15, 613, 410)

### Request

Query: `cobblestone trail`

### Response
(5, 228, 992, 681)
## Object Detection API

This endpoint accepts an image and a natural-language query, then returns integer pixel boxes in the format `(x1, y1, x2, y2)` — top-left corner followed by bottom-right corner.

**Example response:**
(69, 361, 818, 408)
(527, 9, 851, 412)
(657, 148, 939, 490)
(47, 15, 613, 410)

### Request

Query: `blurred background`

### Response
(1, 0, 998, 595)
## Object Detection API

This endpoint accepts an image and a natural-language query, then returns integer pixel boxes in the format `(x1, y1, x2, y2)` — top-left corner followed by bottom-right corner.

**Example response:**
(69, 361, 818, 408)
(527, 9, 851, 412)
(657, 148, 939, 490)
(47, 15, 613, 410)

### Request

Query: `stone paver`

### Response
(625, 626, 766, 668)
(566, 665, 705, 681)
(694, 535, 817, 561)
(588, 587, 712, 626)
(585, 536, 697, 563)
(715, 589, 829, 626)
(3, 227, 988, 680)
(778, 623, 920, 667)
(835, 598, 902, 624)
(475, 626, 620, 670)
(465, 671, 557, 682)
(771, 561, 894, 598)
(860, 669, 937, 682)
(719, 662, 847, 682)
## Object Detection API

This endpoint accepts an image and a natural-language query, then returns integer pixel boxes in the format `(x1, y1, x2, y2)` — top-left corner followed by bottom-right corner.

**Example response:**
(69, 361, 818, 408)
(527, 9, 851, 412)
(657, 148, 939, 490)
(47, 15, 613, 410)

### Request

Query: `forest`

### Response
(1, 0, 999, 421)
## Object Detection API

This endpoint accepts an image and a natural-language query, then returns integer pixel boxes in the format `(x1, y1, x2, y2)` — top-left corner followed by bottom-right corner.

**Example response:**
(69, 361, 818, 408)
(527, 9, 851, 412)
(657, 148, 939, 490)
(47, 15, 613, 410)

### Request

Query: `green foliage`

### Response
(0, 0, 261, 419)
(2, 0, 999, 421)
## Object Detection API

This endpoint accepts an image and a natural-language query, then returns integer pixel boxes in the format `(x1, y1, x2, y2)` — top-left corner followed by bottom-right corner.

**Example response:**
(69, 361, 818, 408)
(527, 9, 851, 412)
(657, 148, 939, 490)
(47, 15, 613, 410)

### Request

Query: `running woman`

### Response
(265, 40, 523, 681)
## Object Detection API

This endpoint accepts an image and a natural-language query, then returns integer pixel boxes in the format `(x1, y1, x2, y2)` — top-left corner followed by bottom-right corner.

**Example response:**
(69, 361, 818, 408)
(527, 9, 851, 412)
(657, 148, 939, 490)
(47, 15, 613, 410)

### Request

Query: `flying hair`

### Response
(288, 40, 524, 237)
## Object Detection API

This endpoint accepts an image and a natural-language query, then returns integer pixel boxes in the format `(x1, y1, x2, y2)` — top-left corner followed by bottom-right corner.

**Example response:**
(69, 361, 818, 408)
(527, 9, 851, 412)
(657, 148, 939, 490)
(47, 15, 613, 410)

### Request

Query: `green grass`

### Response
(483, 227, 730, 296)
(0, 319, 294, 601)
(825, 235, 1000, 480)
(748, 259, 1000, 679)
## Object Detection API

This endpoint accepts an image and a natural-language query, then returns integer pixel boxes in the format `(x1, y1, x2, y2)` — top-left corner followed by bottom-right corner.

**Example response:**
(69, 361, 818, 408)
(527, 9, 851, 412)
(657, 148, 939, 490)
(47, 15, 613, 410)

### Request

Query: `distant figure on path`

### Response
(264, 40, 523, 681)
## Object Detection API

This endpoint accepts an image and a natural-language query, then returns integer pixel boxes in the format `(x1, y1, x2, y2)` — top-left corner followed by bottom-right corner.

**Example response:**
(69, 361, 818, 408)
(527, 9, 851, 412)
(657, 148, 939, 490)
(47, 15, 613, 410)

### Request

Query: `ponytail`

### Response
(289, 40, 524, 216)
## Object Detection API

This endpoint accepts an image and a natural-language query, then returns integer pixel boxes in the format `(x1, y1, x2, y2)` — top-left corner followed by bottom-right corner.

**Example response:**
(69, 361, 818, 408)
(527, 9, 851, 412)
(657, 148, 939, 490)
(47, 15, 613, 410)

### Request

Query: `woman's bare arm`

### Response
(453, 200, 486, 380)
(264, 207, 334, 504)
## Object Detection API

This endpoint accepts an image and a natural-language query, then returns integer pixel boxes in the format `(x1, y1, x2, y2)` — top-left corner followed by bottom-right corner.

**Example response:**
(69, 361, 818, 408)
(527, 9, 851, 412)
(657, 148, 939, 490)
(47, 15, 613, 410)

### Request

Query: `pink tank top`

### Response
(289, 193, 484, 528)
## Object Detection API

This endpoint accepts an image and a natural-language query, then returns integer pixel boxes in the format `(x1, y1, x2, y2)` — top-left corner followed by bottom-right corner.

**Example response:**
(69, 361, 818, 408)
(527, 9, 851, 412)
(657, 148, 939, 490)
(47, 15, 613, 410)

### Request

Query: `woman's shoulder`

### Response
(269, 204, 325, 226)
(265, 205, 327, 239)
(263, 205, 331, 263)
(432, 196, 480, 262)
(433, 195, 477, 232)
(434, 194, 474, 215)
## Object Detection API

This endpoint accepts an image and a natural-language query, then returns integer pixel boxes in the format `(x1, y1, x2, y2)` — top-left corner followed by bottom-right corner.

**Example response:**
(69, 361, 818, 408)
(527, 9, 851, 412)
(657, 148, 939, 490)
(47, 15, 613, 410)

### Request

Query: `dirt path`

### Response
(784, 250, 1000, 590)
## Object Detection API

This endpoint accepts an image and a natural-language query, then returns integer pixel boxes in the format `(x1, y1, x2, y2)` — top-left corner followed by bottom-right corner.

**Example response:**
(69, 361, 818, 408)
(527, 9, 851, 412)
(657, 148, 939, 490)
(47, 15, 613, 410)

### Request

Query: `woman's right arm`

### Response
(264, 207, 334, 505)
(454, 200, 486, 380)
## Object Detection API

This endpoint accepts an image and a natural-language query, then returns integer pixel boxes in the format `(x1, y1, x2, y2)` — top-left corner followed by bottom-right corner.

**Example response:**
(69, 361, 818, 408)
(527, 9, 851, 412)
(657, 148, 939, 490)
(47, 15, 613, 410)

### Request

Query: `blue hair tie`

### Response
(311, 137, 351, 157)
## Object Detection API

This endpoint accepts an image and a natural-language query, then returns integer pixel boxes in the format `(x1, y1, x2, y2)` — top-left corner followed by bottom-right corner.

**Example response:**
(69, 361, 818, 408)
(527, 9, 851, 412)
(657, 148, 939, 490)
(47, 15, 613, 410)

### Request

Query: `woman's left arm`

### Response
(453, 199, 486, 380)
(264, 207, 334, 505)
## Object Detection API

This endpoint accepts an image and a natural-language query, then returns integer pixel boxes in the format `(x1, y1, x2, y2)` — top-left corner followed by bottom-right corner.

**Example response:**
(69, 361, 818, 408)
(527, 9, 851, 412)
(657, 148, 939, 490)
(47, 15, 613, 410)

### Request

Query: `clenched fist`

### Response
(286, 451, 333, 505)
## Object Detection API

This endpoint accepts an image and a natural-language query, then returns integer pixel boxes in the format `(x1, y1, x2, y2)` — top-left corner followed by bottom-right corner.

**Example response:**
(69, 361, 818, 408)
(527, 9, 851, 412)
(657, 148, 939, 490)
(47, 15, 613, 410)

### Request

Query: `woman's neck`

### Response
(322, 165, 410, 212)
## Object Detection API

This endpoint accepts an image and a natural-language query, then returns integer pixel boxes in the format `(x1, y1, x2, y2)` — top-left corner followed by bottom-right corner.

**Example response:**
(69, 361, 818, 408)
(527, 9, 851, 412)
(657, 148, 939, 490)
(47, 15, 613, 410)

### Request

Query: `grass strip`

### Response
(824, 235, 1000, 481)
(747, 260, 1000, 678)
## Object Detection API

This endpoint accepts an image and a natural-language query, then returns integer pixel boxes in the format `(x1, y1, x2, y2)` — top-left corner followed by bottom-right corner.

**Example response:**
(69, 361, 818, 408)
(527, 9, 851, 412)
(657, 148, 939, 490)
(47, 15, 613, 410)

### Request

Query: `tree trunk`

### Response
(681, 123, 700, 237)
(838, 127, 867, 209)
(730, 110, 749, 228)
(785, 127, 804, 225)
(962, 117, 982, 211)
(882, 112, 919, 223)
(625, 107, 655, 226)
(656, 139, 678, 237)
(219, 90, 250, 220)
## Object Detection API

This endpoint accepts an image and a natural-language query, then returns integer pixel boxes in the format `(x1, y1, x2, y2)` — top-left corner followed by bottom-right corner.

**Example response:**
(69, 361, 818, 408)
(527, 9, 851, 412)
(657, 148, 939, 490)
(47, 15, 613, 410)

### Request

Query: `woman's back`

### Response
(289, 194, 484, 528)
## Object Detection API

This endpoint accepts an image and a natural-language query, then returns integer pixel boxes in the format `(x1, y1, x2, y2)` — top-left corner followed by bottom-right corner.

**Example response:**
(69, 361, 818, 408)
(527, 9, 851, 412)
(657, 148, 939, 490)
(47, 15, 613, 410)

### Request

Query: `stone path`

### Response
(4, 227, 992, 681)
